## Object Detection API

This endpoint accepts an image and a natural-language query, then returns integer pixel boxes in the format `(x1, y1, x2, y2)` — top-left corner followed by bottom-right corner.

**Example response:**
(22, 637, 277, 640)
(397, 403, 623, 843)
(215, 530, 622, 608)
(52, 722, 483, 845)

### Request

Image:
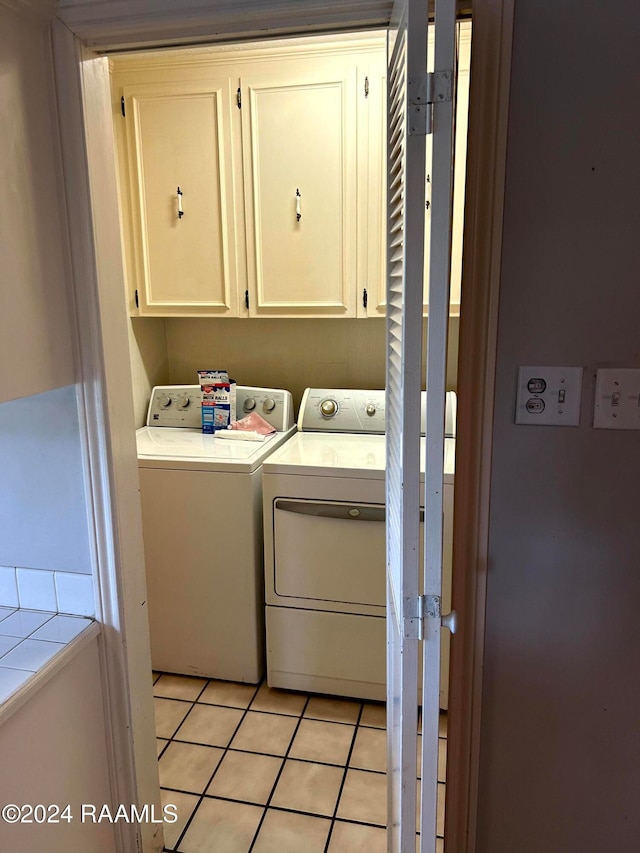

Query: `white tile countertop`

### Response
(0, 607, 98, 723)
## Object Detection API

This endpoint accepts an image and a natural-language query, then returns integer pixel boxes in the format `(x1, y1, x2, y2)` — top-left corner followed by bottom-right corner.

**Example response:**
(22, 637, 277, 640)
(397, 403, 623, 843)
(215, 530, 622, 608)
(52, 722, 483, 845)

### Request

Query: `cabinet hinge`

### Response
(134, 289, 139, 309)
(364, 76, 369, 98)
(121, 96, 126, 117)
(236, 87, 242, 109)
(363, 288, 368, 309)
(245, 290, 249, 310)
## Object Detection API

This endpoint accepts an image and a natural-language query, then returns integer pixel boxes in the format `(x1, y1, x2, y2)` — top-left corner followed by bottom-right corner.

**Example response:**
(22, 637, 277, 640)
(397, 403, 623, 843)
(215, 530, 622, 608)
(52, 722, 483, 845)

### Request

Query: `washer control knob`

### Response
(365, 404, 377, 416)
(159, 394, 171, 408)
(243, 398, 256, 412)
(178, 395, 190, 409)
(263, 399, 276, 413)
(320, 399, 338, 418)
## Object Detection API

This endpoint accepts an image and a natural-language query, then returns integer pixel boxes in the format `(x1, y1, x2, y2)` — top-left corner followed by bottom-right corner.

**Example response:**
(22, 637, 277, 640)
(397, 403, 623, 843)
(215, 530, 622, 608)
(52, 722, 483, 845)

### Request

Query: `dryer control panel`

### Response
(147, 386, 295, 431)
(298, 388, 457, 436)
(298, 389, 387, 433)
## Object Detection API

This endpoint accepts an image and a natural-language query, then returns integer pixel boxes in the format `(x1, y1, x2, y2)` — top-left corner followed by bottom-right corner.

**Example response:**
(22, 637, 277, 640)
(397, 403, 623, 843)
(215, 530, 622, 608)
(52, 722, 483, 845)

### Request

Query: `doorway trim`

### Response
(50, 2, 513, 850)
(444, 1, 514, 850)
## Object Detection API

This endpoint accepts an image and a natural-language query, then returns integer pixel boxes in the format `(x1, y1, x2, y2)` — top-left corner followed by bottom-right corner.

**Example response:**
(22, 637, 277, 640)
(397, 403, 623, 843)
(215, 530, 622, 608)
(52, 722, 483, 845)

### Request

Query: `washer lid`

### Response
(136, 426, 296, 472)
(262, 432, 455, 482)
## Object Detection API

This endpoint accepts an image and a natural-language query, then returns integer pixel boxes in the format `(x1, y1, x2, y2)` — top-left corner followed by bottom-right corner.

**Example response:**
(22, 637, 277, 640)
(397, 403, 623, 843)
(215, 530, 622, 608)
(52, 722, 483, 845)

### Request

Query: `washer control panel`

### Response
(298, 389, 387, 433)
(147, 386, 295, 431)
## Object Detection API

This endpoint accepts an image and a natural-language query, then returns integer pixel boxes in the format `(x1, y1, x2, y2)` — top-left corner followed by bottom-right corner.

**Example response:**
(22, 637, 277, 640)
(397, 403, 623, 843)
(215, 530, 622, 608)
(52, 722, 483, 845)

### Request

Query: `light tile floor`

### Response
(154, 672, 447, 853)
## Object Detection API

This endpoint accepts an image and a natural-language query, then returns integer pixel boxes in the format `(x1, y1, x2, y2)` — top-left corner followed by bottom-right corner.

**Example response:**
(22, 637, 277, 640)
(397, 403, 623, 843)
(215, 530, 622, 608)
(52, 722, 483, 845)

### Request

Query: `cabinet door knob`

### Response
(177, 186, 184, 219)
(295, 188, 301, 222)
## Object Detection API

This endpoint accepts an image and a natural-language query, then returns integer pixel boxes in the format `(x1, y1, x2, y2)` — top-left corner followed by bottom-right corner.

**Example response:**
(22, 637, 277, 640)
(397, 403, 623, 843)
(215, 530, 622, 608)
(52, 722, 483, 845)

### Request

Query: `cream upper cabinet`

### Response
(111, 35, 389, 319)
(240, 58, 359, 317)
(366, 22, 472, 317)
(118, 76, 242, 316)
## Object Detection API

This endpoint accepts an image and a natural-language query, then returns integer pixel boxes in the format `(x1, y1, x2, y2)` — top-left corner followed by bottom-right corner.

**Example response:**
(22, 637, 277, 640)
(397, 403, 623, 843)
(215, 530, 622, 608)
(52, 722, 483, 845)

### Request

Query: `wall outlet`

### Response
(515, 366, 583, 426)
(593, 368, 640, 429)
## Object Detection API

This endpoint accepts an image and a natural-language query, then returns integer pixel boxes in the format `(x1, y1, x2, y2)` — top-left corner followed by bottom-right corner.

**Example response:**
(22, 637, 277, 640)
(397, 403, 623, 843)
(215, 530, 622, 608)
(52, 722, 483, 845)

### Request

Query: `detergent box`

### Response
(198, 370, 237, 433)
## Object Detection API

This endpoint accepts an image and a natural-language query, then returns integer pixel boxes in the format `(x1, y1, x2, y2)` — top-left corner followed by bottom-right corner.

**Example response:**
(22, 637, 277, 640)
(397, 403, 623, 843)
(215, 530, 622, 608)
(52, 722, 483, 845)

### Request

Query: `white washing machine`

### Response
(262, 388, 456, 705)
(137, 385, 295, 683)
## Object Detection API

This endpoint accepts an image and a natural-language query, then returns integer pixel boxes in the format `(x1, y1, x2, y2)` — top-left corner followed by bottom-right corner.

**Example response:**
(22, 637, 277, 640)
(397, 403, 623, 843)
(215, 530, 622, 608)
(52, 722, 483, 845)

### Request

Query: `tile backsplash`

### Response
(0, 566, 95, 618)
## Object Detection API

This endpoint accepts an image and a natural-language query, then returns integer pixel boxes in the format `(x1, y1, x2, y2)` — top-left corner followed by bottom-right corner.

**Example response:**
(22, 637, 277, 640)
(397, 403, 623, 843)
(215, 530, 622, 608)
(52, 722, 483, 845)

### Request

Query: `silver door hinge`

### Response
(404, 595, 457, 640)
(408, 71, 453, 136)
(121, 96, 126, 117)
(236, 87, 242, 109)
(404, 594, 438, 640)
(364, 76, 369, 98)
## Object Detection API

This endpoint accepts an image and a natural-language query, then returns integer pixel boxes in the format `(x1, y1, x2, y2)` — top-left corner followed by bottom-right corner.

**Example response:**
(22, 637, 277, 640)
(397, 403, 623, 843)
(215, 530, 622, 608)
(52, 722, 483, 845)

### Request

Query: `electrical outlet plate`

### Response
(515, 366, 583, 426)
(593, 368, 640, 429)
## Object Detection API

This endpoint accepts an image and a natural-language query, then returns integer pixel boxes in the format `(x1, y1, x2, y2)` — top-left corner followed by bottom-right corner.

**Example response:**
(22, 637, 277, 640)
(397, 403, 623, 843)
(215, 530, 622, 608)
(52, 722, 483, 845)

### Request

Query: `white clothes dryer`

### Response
(262, 388, 456, 705)
(137, 385, 295, 683)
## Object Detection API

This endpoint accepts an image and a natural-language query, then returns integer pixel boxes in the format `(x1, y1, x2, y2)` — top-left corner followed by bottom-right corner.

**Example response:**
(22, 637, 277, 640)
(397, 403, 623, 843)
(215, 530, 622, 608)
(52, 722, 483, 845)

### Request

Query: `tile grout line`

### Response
(161, 675, 262, 852)
(246, 692, 312, 853)
(161, 739, 387, 775)
(156, 690, 385, 729)
(160, 787, 388, 830)
(323, 702, 365, 852)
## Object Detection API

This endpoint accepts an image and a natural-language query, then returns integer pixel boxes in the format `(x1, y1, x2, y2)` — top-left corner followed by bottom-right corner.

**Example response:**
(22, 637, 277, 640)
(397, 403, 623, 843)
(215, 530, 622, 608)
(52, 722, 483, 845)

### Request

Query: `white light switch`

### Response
(593, 368, 640, 429)
(515, 366, 583, 426)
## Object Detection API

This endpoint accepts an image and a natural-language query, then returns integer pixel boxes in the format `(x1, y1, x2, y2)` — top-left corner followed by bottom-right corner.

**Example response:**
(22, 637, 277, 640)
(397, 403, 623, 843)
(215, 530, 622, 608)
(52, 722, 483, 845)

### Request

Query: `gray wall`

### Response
(0, 386, 91, 574)
(477, 2, 640, 850)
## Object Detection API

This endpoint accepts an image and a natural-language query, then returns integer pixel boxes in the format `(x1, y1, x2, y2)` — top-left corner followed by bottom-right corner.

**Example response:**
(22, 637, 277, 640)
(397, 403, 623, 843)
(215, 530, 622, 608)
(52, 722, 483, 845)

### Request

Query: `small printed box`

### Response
(198, 370, 237, 433)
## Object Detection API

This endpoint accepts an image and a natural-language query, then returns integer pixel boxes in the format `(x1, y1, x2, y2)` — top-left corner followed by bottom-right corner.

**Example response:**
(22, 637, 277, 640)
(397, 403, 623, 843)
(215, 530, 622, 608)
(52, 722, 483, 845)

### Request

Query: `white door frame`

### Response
(49, 1, 514, 851)
(51, 21, 163, 853)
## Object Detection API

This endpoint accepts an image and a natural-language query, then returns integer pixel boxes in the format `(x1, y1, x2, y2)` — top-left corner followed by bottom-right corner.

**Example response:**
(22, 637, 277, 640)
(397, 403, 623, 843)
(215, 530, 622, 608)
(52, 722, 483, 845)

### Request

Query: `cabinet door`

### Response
(241, 64, 358, 316)
(123, 79, 240, 316)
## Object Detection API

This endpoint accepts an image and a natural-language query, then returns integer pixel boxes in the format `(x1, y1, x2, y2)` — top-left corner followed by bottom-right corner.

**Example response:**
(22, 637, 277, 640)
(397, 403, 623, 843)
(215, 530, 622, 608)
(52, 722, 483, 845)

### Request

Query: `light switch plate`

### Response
(515, 366, 583, 426)
(593, 368, 640, 429)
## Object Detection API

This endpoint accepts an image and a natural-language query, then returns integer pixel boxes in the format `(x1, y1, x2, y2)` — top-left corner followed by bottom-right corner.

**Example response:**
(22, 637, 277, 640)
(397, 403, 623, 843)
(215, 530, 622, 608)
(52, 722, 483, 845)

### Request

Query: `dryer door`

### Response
(273, 499, 386, 607)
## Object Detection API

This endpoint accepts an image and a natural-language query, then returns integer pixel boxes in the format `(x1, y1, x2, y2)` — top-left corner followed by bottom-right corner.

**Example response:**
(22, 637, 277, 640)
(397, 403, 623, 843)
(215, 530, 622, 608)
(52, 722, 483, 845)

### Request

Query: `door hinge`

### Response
(236, 87, 242, 109)
(364, 76, 369, 98)
(404, 594, 439, 641)
(245, 290, 249, 310)
(408, 71, 453, 136)
(121, 96, 126, 117)
(134, 289, 139, 309)
(363, 288, 368, 309)
(404, 594, 457, 640)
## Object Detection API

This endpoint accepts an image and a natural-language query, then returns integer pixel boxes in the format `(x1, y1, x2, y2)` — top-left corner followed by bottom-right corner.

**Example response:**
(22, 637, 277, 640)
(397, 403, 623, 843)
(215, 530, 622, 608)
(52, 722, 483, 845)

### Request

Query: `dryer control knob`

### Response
(263, 398, 276, 413)
(159, 394, 171, 408)
(178, 396, 190, 409)
(320, 399, 338, 417)
(244, 398, 256, 412)
(365, 404, 377, 416)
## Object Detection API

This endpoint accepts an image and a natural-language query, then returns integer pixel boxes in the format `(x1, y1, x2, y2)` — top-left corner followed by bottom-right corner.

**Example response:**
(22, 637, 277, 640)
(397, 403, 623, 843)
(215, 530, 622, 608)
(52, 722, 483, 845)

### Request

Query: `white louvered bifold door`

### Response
(386, 0, 457, 850)
(385, 0, 428, 850)
(419, 2, 456, 851)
